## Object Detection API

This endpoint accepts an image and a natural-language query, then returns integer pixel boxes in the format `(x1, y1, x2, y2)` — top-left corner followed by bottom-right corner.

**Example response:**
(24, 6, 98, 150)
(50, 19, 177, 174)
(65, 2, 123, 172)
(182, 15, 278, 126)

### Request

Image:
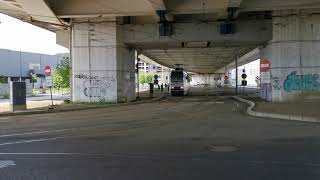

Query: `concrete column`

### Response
(261, 10, 320, 102)
(71, 18, 135, 103)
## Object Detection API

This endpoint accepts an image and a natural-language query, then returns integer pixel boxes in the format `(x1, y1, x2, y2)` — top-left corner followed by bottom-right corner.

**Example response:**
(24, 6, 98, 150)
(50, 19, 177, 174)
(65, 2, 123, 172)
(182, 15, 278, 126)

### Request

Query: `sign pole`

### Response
(260, 60, 271, 101)
(44, 65, 53, 108)
(243, 86, 245, 96)
(50, 87, 53, 107)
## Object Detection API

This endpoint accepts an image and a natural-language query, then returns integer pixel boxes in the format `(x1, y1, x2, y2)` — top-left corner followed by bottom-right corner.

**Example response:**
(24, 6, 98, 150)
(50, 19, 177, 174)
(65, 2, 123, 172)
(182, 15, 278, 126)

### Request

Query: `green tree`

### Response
(53, 57, 71, 89)
(0, 76, 7, 84)
(138, 72, 146, 84)
(145, 73, 154, 83)
(138, 72, 154, 84)
(53, 73, 63, 89)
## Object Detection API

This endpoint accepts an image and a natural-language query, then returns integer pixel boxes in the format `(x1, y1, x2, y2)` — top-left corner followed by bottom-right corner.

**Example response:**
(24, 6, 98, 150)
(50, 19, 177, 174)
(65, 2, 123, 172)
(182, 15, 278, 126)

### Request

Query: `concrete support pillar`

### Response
(261, 10, 320, 102)
(71, 18, 135, 103)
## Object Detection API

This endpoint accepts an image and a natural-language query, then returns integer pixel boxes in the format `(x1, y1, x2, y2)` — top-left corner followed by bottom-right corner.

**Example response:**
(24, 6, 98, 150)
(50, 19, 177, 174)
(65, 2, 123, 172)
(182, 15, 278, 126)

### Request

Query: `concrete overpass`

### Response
(0, 0, 320, 102)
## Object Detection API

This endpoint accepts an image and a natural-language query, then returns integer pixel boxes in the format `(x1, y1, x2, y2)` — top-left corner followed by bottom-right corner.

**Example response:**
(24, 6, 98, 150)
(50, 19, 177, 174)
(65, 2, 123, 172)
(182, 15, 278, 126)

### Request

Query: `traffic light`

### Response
(241, 69, 247, 86)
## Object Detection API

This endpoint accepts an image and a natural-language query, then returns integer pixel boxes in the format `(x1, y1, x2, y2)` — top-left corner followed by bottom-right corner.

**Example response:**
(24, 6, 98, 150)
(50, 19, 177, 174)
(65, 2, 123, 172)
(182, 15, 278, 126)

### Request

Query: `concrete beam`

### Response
(228, 0, 243, 8)
(56, 30, 70, 49)
(123, 20, 272, 49)
(143, 0, 171, 22)
(15, 0, 63, 25)
(216, 47, 260, 73)
(138, 54, 170, 69)
(49, 0, 156, 18)
(241, 0, 320, 12)
(144, 0, 166, 11)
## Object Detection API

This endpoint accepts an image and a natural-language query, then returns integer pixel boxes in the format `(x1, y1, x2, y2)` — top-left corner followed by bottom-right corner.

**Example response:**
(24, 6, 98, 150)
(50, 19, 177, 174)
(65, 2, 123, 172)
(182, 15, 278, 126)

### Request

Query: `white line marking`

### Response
(0, 160, 15, 169)
(207, 101, 225, 105)
(0, 128, 71, 138)
(0, 153, 319, 167)
(0, 137, 65, 146)
(0, 121, 10, 123)
(215, 102, 225, 104)
(0, 153, 163, 160)
(0, 117, 10, 123)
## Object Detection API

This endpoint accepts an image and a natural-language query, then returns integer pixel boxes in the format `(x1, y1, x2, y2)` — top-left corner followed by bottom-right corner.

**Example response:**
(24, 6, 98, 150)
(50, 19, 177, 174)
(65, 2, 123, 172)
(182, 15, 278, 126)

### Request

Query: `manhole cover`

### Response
(207, 145, 238, 152)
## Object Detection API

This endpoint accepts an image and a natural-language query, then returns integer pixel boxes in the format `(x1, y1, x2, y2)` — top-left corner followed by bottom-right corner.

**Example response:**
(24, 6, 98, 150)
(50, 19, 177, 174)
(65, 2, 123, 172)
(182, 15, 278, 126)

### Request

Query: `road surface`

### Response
(0, 96, 319, 180)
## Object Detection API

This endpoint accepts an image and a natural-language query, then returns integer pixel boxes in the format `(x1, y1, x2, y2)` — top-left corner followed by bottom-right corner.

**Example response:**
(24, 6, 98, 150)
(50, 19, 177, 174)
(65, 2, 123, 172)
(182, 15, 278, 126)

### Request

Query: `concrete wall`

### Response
(261, 10, 320, 102)
(116, 26, 135, 102)
(0, 80, 32, 98)
(72, 19, 135, 103)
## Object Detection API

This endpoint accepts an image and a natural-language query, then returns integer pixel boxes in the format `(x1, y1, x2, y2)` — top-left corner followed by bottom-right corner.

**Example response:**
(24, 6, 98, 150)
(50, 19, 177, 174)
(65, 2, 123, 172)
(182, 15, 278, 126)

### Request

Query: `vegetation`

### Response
(0, 76, 7, 84)
(53, 57, 71, 89)
(138, 71, 154, 84)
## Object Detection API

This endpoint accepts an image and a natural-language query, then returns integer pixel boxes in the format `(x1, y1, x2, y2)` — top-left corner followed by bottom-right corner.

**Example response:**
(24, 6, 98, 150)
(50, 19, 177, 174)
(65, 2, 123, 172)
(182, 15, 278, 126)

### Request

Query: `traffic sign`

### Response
(261, 71, 271, 83)
(45, 76, 53, 87)
(44, 66, 51, 76)
(260, 60, 271, 72)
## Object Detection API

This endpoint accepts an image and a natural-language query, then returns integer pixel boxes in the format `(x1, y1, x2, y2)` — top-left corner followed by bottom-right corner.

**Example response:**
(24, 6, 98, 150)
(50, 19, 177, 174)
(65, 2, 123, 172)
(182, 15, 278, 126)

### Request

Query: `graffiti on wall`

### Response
(283, 71, 320, 92)
(271, 76, 282, 90)
(75, 74, 115, 98)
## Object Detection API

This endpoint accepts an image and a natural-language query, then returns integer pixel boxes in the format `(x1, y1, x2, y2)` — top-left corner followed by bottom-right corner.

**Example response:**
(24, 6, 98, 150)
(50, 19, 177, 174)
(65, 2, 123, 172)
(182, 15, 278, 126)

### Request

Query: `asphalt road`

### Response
(0, 96, 319, 180)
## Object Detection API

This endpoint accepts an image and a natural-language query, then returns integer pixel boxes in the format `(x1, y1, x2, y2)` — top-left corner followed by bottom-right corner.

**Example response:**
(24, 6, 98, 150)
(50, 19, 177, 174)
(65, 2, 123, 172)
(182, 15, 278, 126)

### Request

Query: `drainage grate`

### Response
(207, 145, 238, 152)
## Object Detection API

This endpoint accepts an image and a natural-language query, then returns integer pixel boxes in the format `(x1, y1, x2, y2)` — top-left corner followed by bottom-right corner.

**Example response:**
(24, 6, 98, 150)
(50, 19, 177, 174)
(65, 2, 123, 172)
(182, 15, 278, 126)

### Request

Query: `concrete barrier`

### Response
(233, 96, 320, 123)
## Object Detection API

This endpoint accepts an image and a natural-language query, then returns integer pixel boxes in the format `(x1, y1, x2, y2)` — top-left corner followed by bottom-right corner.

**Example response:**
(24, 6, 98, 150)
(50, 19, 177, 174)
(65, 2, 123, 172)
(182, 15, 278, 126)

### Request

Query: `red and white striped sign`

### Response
(44, 66, 51, 76)
(260, 60, 271, 72)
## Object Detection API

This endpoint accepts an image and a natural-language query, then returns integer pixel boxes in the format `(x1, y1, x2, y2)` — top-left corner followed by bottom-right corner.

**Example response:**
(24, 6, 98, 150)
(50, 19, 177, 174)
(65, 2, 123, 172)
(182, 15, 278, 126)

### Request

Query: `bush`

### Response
(53, 57, 71, 89)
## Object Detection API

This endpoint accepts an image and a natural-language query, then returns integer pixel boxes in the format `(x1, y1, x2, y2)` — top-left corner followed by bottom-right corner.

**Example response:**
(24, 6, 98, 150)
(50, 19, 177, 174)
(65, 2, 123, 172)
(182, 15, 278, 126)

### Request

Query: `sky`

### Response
(0, 13, 69, 55)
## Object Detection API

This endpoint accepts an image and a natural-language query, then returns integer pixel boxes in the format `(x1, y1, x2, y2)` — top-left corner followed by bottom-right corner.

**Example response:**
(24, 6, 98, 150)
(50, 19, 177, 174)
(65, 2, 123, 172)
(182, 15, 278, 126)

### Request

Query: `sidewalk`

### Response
(0, 91, 166, 116)
(254, 99, 320, 119)
(0, 100, 64, 113)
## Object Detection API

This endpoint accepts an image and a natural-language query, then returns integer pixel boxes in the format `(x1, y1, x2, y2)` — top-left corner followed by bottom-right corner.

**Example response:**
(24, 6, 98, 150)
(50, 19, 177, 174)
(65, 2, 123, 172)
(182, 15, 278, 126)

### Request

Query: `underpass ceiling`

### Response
(0, 0, 65, 31)
(2, 0, 320, 74)
(141, 47, 254, 73)
(2, 0, 320, 27)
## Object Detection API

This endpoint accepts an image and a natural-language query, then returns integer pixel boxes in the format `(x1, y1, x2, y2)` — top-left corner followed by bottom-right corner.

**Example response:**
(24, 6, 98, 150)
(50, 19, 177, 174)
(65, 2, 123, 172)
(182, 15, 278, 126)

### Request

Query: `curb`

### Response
(0, 95, 166, 117)
(233, 96, 320, 123)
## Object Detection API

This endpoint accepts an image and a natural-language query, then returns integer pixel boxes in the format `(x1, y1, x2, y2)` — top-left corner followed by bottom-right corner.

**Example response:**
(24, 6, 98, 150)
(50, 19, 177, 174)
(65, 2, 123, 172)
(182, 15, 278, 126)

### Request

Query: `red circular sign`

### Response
(44, 66, 51, 76)
(260, 59, 271, 72)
